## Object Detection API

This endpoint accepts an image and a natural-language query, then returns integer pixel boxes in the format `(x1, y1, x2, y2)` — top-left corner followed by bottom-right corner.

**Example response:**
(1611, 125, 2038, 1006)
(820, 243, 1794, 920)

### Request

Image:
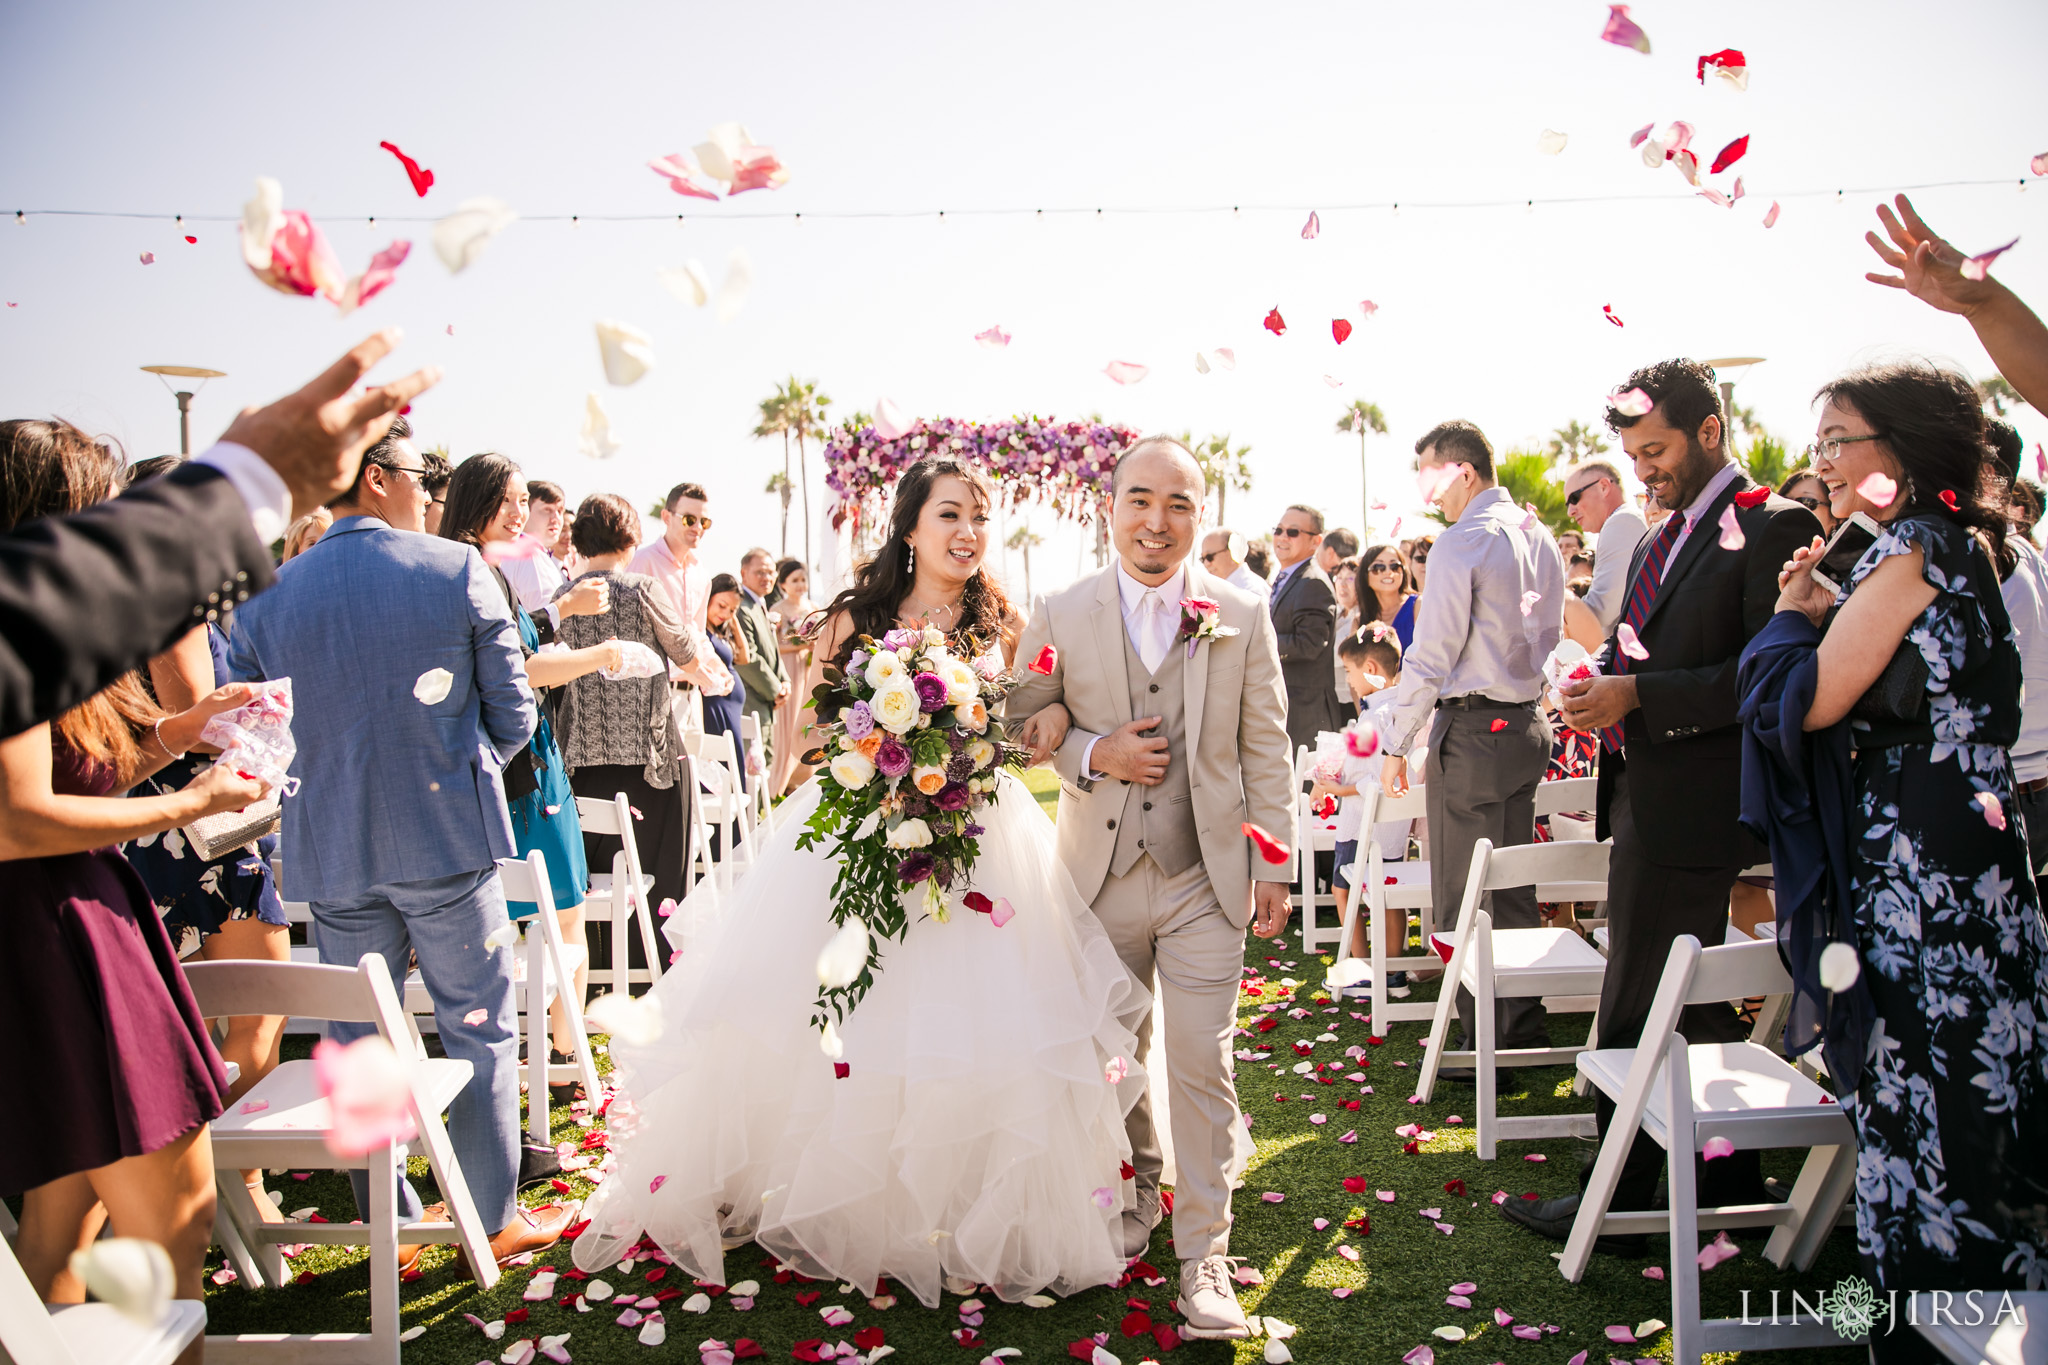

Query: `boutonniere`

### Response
(1178, 597, 1241, 657)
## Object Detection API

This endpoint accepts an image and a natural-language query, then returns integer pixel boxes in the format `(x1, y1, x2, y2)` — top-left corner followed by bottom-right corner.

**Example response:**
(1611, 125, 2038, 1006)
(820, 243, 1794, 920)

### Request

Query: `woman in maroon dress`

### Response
(0, 418, 270, 1356)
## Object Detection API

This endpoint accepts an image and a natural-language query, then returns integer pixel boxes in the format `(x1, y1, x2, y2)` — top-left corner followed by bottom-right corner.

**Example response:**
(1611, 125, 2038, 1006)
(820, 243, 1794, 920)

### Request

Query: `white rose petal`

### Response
(595, 319, 656, 386)
(68, 1239, 173, 1326)
(433, 197, 517, 273)
(579, 392, 622, 459)
(820, 1018, 844, 1059)
(817, 919, 871, 989)
(1819, 941, 1862, 992)
(414, 667, 454, 705)
(584, 991, 664, 1047)
(657, 261, 710, 308)
(714, 249, 752, 324)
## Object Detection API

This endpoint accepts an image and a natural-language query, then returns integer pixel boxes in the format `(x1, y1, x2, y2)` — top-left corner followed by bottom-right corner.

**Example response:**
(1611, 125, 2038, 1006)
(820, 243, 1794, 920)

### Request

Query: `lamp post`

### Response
(1701, 356, 1766, 435)
(140, 365, 226, 455)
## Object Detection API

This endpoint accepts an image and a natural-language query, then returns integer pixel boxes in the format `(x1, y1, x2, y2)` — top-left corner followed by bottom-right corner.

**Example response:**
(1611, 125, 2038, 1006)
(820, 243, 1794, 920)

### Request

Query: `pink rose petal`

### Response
(1697, 1231, 1741, 1270)
(1718, 504, 1747, 551)
(1599, 4, 1651, 53)
(1763, 201, 1781, 229)
(1302, 210, 1322, 240)
(1607, 1326, 1638, 1344)
(1337, 1130, 1357, 1143)
(1520, 590, 1541, 618)
(1615, 625, 1648, 662)
(1446, 1295, 1472, 1310)
(872, 397, 913, 441)
(1524, 1153, 1548, 1162)
(1314, 1218, 1330, 1230)
(240, 1099, 269, 1114)
(1403, 1346, 1435, 1365)
(1260, 1192, 1286, 1203)
(1643, 1266, 1666, 1280)
(1857, 472, 1898, 509)
(1495, 1308, 1514, 1326)
(1512, 1325, 1542, 1340)
(974, 325, 1011, 349)
(1377, 1191, 1397, 1202)
(1702, 1136, 1736, 1160)
(1611, 387, 1654, 417)
(311, 1036, 417, 1159)
(1977, 791, 2008, 831)
(649, 1175, 667, 1193)
(464, 1008, 489, 1027)
(1962, 237, 2019, 282)
(1103, 360, 1150, 386)
(1338, 1245, 1360, 1261)
(1435, 1222, 1455, 1234)
(1092, 1187, 1117, 1209)
(1333, 1287, 1353, 1299)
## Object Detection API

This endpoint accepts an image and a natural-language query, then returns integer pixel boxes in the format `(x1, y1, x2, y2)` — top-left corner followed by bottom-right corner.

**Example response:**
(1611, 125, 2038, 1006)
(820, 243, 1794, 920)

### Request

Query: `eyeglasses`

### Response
(380, 464, 429, 478)
(1804, 434, 1883, 462)
(670, 511, 714, 529)
(1200, 549, 1225, 564)
(1366, 560, 1402, 574)
(1790, 495, 1823, 511)
(429, 497, 446, 508)
(1564, 480, 1607, 508)
(1272, 526, 1309, 538)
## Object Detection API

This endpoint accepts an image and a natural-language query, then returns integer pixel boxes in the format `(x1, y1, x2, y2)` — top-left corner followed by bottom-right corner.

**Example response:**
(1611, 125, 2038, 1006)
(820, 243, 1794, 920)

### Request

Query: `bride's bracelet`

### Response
(153, 717, 188, 761)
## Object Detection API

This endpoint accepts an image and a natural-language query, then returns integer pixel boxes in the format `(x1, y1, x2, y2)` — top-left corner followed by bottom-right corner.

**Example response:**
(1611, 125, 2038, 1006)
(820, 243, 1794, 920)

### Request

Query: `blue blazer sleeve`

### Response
(465, 550, 538, 765)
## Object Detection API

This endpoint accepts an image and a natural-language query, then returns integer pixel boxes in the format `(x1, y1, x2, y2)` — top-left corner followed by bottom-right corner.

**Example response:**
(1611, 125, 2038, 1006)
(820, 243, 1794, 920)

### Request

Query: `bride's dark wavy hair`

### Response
(821, 456, 1013, 667)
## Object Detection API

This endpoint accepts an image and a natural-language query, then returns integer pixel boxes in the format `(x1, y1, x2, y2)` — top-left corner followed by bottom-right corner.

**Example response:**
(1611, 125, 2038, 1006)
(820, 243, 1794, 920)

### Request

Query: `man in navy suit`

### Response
(229, 421, 573, 1268)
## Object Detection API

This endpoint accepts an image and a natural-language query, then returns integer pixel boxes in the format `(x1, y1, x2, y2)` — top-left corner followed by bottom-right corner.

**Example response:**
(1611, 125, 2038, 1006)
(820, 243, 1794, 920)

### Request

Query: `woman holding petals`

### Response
(0, 418, 274, 1344)
(1742, 361, 2048, 1322)
(574, 458, 1145, 1311)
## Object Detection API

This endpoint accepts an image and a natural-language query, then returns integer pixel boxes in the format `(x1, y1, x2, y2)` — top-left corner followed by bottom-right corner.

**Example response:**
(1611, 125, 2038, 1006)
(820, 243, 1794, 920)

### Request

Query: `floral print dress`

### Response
(1841, 516, 2048, 1306)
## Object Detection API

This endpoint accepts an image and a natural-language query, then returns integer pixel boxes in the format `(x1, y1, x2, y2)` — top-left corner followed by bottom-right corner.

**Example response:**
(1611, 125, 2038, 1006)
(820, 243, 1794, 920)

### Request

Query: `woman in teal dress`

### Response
(442, 453, 621, 1101)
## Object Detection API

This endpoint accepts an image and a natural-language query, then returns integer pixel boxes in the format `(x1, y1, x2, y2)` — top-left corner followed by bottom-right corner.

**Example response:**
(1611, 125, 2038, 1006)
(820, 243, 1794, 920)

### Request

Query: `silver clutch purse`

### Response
(181, 795, 281, 862)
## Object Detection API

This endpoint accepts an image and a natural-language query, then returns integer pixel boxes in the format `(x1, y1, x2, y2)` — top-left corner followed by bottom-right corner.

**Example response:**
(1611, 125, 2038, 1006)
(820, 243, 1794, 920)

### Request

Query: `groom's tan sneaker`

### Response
(1175, 1254, 1251, 1339)
(1118, 1185, 1162, 1258)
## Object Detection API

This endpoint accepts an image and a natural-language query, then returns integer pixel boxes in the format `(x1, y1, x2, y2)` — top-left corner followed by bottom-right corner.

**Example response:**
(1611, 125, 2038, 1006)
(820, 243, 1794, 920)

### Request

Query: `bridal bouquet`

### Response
(795, 626, 1023, 1049)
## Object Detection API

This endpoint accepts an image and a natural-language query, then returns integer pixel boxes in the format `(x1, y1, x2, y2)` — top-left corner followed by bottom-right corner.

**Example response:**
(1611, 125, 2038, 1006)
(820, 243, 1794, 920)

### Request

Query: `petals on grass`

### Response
(1402, 1345, 1436, 1365)
(1697, 1231, 1741, 1270)
(1962, 237, 2020, 281)
(1260, 1191, 1285, 1203)
(1524, 1153, 1548, 1162)
(1644, 1266, 1666, 1280)
(1103, 360, 1150, 385)
(1599, 4, 1650, 52)
(1718, 505, 1747, 551)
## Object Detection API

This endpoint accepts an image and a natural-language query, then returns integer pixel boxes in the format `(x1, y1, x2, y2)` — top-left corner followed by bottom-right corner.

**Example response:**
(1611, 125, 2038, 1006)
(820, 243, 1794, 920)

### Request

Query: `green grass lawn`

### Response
(192, 887, 1869, 1364)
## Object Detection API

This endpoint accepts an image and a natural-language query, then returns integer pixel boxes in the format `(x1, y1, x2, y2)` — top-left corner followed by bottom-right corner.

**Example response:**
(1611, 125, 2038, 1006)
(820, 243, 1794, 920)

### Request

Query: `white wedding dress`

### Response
(571, 762, 1150, 1308)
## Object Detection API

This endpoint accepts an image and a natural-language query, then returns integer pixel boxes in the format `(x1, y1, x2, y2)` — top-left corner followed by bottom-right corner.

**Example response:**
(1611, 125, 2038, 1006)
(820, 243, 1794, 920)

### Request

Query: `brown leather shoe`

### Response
(458, 1202, 580, 1281)
(397, 1202, 447, 1277)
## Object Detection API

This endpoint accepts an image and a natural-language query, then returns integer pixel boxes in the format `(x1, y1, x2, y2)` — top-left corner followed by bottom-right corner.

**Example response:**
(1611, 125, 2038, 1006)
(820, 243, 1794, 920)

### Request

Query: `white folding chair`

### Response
(1293, 785, 1345, 955)
(1338, 783, 1434, 1037)
(269, 852, 332, 1037)
(183, 953, 500, 1362)
(399, 852, 602, 1143)
(685, 733, 752, 890)
(739, 710, 774, 831)
(577, 791, 665, 994)
(1415, 837, 1612, 1158)
(0, 1233, 205, 1365)
(1562, 933, 1859, 1364)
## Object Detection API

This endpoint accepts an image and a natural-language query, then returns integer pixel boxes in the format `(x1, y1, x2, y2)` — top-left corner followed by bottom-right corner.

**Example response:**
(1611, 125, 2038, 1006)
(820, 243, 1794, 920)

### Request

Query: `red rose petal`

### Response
(1732, 486, 1770, 509)
(184, 235, 197, 244)
(377, 141, 435, 197)
(1332, 318, 1354, 345)
(1241, 821, 1290, 864)
(1941, 489, 1961, 511)
(1710, 135, 1750, 174)
(854, 1327, 886, 1350)
(1264, 308, 1287, 336)
(1028, 644, 1058, 675)
(833, 1061, 850, 1079)
(1602, 304, 1624, 327)
(963, 891, 994, 915)
(1489, 718, 1509, 732)
(795, 1290, 821, 1306)
(1120, 1309, 1154, 1337)
(505, 1308, 530, 1323)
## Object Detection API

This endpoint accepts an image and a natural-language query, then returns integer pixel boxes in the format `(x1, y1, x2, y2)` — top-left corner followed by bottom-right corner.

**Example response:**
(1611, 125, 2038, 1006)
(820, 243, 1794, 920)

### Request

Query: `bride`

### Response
(572, 457, 1150, 1308)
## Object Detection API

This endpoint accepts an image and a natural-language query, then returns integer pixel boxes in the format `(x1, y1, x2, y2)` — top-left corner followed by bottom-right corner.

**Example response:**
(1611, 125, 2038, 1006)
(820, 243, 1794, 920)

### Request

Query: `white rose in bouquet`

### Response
(939, 657, 980, 704)
(869, 679, 922, 734)
(829, 751, 877, 790)
(967, 738, 997, 770)
(885, 817, 933, 849)
(865, 650, 907, 688)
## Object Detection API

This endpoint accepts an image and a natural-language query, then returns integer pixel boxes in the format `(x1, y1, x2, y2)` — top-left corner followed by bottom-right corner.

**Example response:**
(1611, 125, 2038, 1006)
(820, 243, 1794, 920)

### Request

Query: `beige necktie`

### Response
(1137, 589, 1169, 673)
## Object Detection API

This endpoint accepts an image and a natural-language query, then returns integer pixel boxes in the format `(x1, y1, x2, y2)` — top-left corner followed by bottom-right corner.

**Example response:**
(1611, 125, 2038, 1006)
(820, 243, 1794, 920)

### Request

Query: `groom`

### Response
(1006, 436, 1295, 1340)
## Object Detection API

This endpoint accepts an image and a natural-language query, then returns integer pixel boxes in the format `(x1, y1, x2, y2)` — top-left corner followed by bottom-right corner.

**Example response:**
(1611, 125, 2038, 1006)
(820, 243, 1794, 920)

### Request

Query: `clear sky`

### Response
(3, 0, 2044, 590)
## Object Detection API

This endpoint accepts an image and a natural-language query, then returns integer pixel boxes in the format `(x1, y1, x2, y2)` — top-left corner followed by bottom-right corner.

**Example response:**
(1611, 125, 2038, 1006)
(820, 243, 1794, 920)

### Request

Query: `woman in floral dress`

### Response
(1773, 361, 2047, 1325)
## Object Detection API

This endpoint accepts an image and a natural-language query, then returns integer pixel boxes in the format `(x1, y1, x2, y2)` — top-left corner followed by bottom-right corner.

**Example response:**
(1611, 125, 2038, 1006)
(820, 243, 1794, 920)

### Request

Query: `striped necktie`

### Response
(1600, 513, 1687, 754)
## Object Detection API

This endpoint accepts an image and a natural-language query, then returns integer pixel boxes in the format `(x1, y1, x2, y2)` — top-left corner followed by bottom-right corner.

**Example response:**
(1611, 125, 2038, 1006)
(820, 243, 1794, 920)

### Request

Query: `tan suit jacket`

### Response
(1005, 562, 1296, 927)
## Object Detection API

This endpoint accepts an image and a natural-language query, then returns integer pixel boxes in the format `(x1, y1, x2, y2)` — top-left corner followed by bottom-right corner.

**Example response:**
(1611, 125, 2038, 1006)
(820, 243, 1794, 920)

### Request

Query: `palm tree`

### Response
(752, 387, 794, 554)
(1335, 400, 1388, 536)
(1494, 447, 1573, 535)
(1741, 432, 1793, 490)
(764, 472, 793, 552)
(1183, 431, 1254, 524)
(1007, 522, 1045, 603)
(1546, 419, 1610, 465)
(782, 377, 833, 566)
(1980, 375, 2028, 417)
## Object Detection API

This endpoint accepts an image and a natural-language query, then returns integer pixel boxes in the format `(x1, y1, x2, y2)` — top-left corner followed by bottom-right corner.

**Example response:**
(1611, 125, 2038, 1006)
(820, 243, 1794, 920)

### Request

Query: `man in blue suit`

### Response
(229, 420, 572, 1268)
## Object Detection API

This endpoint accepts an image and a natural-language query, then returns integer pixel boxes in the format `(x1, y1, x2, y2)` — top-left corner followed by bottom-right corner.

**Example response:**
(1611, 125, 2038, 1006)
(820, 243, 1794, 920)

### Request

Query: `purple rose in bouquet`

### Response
(913, 672, 950, 713)
(844, 700, 875, 741)
(875, 735, 912, 777)
(847, 649, 869, 675)
(881, 628, 920, 651)
(897, 851, 936, 884)
(935, 782, 972, 812)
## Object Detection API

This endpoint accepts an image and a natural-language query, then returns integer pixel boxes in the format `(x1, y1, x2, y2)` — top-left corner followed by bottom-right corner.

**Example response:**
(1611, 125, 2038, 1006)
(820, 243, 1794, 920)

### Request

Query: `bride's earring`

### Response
(906, 543, 916, 575)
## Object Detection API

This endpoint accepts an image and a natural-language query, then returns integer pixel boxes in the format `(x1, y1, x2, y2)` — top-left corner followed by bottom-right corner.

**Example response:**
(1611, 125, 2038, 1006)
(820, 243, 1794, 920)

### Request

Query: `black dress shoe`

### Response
(1433, 1067, 1476, 1085)
(1496, 1193, 1647, 1256)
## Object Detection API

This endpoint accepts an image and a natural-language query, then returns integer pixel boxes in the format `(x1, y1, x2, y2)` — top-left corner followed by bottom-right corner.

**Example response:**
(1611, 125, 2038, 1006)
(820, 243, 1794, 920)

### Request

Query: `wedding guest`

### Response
(1379, 420, 1564, 1069)
(735, 548, 791, 775)
(2012, 478, 2045, 541)
(1331, 556, 1360, 708)
(553, 493, 706, 907)
(629, 481, 732, 736)
(551, 507, 577, 568)
(500, 478, 570, 618)
(279, 506, 332, 561)
(1556, 529, 1586, 558)
(1357, 541, 1418, 649)
(0, 417, 272, 1337)
(1407, 534, 1435, 594)
(1316, 526, 1359, 575)
(1242, 537, 1273, 583)
(228, 421, 572, 1270)
(1512, 360, 1818, 1254)
(441, 454, 621, 1098)
(1562, 458, 1647, 632)
(1743, 359, 2047, 1332)
(1777, 468, 1837, 537)
(0, 331, 436, 741)
(702, 573, 751, 798)
(1322, 628, 1412, 994)
(1199, 529, 1265, 596)
(1268, 504, 1348, 754)
(420, 445, 453, 537)
(766, 557, 814, 796)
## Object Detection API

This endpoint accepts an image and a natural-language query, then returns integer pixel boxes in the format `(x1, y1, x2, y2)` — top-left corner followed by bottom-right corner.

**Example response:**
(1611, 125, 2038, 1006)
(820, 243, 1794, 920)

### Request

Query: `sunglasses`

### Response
(1790, 495, 1822, 511)
(1367, 560, 1402, 574)
(1413, 550, 1429, 564)
(1564, 479, 1607, 508)
(670, 511, 714, 529)
(1200, 549, 1226, 564)
(1272, 526, 1309, 538)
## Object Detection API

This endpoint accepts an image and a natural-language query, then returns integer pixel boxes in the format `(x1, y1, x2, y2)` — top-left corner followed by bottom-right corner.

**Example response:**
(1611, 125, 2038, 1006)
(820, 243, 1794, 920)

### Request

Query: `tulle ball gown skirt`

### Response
(573, 772, 1149, 1308)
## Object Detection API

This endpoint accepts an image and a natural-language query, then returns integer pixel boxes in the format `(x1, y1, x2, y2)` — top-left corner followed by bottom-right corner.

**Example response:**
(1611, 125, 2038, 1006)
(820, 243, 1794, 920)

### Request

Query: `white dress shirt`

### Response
(1380, 486, 1566, 756)
(1081, 562, 1186, 778)
(1225, 562, 1264, 597)
(501, 547, 569, 625)
(193, 441, 290, 545)
(1582, 506, 1648, 632)
(1656, 460, 1743, 585)
(627, 535, 732, 691)
(2003, 536, 2048, 784)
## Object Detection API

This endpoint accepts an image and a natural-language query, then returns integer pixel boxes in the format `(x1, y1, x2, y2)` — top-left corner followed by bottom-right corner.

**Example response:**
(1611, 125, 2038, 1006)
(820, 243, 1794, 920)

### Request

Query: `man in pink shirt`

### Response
(629, 480, 733, 724)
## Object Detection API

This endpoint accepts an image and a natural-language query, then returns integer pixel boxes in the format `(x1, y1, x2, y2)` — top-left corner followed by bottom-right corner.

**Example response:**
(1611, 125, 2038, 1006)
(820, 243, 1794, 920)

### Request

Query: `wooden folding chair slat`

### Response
(494, 851, 605, 1142)
(576, 790, 666, 992)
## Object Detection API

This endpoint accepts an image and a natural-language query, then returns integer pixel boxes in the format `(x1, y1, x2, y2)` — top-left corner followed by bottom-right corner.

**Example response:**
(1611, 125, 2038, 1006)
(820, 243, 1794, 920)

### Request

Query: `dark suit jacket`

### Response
(733, 593, 788, 713)
(0, 463, 275, 739)
(1595, 474, 1823, 866)
(1267, 559, 1349, 752)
